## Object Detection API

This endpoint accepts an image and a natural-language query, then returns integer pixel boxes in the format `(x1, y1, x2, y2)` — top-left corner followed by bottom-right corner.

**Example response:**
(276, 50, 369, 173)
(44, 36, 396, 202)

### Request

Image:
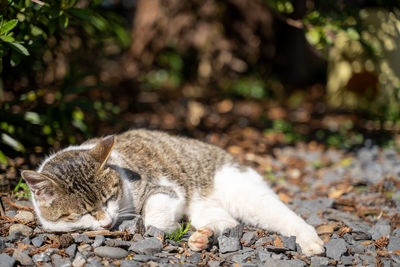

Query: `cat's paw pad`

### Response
(297, 226, 325, 256)
(188, 227, 213, 251)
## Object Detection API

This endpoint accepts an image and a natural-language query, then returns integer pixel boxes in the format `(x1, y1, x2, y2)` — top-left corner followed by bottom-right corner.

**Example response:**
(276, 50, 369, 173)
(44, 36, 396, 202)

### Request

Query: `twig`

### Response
(4, 198, 34, 211)
(0, 197, 5, 217)
(71, 230, 127, 237)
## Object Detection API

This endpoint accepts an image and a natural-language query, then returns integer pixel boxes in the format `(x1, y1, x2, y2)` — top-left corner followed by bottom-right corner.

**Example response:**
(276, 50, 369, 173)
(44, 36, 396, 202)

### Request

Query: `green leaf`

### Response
(0, 150, 7, 165)
(1, 133, 25, 152)
(8, 42, 30, 56)
(0, 35, 15, 42)
(0, 19, 18, 34)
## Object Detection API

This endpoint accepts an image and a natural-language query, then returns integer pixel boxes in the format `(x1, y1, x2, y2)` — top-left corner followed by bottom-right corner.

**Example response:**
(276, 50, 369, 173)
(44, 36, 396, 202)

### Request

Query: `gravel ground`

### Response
(1, 145, 400, 266)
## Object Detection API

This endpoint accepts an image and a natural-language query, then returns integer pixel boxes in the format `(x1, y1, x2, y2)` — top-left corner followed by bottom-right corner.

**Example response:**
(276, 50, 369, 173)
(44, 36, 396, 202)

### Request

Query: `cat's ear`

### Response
(21, 170, 56, 198)
(88, 135, 115, 168)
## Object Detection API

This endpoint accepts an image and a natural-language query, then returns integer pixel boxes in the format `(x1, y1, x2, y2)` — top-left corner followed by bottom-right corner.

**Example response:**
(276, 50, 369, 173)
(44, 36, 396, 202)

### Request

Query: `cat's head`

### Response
(21, 136, 122, 232)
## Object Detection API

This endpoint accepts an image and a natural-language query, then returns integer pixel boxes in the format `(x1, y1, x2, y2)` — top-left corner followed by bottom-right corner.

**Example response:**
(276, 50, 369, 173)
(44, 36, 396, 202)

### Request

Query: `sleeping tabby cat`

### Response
(21, 129, 324, 256)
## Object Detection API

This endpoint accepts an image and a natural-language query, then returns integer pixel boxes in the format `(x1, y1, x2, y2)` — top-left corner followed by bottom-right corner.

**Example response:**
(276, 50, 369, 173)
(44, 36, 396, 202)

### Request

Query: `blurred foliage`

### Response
(0, 0, 129, 163)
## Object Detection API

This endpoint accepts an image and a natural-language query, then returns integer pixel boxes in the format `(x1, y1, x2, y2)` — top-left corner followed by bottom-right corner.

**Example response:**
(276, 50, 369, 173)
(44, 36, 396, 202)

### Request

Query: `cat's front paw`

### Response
(297, 225, 325, 256)
(188, 227, 213, 251)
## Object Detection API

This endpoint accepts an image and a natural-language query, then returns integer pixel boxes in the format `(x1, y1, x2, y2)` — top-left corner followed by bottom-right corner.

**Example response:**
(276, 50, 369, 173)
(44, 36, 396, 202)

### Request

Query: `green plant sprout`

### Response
(165, 221, 191, 242)
(14, 177, 31, 199)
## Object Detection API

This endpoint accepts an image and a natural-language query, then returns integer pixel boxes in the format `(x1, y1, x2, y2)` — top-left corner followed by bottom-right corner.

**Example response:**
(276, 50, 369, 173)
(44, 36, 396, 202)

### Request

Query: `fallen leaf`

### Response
(393, 250, 400, 255)
(329, 188, 346, 199)
(278, 192, 291, 204)
(274, 236, 283, 247)
(375, 235, 389, 249)
(361, 240, 373, 246)
(317, 222, 340, 234)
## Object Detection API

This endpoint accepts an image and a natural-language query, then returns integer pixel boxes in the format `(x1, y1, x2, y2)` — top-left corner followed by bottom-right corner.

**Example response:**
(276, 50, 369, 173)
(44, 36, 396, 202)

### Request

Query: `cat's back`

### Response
(112, 129, 236, 194)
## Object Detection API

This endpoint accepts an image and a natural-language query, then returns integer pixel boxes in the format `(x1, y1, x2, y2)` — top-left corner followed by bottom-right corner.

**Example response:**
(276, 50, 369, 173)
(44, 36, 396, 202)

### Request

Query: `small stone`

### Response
(14, 210, 35, 223)
(218, 236, 241, 253)
(257, 250, 271, 263)
(266, 245, 289, 253)
(310, 256, 329, 267)
(393, 228, 400, 237)
(32, 252, 51, 263)
(9, 224, 33, 237)
(120, 260, 142, 267)
(51, 254, 71, 267)
(5, 210, 17, 217)
(231, 251, 254, 263)
(73, 234, 91, 244)
(349, 242, 365, 254)
(208, 261, 222, 267)
(118, 216, 145, 235)
(21, 236, 31, 244)
(0, 253, 16, 267)
(72, 252, 86, 267)
(388, 236, 400, 252)
(13, 249, 34, 266)
(241, 231, 257, 246)
(341, 255, 354, 265)
(133, 255, 161, 262)
(66, 244, 77, 258)
(94, 246, 129, 259)
(92, 235, 105, 248)
(78, 243, 92, 253)
(32, 234, 47, 247)
(144, 226, 165, 239)
(129, 237, 163, 255)
(221, 224, 244, 239)
(86, 257, 103, 267)
(0, 237, 5, 250)
(105, 238, 132, 248)
(306, 213, 324, 226)
(59, 233, 74, 247)
(325, 238, 347, 260)
(282, 236, 296, 251)
(344, 220, 372, 240)
(188, 251, 202, 263)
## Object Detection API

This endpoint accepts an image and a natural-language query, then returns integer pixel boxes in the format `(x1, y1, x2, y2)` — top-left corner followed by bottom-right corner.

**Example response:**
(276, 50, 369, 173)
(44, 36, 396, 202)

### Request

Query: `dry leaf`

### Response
(337, 226, 352, 236)
(317, 222, 340, 234)
(393, 250, 400, 255)
(274, 236, 283, 247)
(361, 240, 373, 246)
(328, 188, 346, 199)
(278, 192, 291, 204)
(375, 235, 389, 249)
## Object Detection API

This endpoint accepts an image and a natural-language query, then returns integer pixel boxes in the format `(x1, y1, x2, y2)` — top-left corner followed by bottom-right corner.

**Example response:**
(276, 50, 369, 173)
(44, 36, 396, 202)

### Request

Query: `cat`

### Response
(21, 129, 324, 256)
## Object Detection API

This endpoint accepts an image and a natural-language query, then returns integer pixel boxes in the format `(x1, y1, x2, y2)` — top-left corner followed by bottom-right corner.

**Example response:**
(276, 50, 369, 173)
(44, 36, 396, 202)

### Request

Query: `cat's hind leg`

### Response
(187, 196, 239, 251)
(214, 165, 324, 256)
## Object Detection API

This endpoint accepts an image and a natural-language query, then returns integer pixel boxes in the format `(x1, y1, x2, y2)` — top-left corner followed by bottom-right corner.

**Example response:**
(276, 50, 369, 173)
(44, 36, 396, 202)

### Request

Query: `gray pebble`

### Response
(263, 258, 306, 267)
(188, 252, 202, 263)
(105, 238, 132, 248)
(72, 252, 86, 267)
(218, 236, 241, 253)
(325, 238, 347, 260)
(341, 255, 354, 265)
(221, 224, 244, 239)
(310, 256, 329, 267)
(266, 245, 289, 253)
(51, 254, 71, 267)
(344, 220, 372, 240)
(388, 236, 400, 252)
(208, 260, 222, 267)
(9, 224, 33, 237)
(129, 237, 163, 255)
(14, 211, 35, 223)
(144, 226, 165, 238)
(118, 216, 145, 235)
(281, 236, 296, 251)
(78, 243, 92, 254)
(92, 235, 105, 248)
(306, 213, 324, 226)
(73, 234, 91, 243)
(0, 237, 5, 250)
(32, 234, 47, 247)
(232, 251, 254, 263)
(32, 252, 51, 263)
(0, 253, 16, 267)
(94, 246, 129, 259)
(66, 244, 77, 258)
(241, 231, 257, 246)
(133, 255, 162, 262)
(393, 228, 400, 237)
(85, 257, 103, 267)
(13, 249, 34, 266)
(5, 210, 17, 217)
(349, 242, 365, 254)
(120, 260, 142, 267)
